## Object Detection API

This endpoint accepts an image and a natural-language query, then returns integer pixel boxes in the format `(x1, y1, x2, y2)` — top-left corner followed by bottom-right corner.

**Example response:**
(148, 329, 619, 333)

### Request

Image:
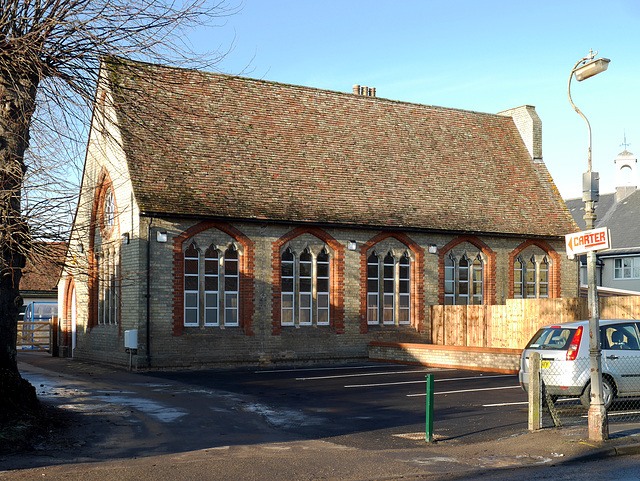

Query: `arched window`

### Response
(398, 253, 411, 324)
(224, 246, 239, 327)
(204, 246, 219, 326)
(317, 249, 330, 326)
(91, 173, 120, 327)
(514, 255, 550, 299)
(444, 254, 455, 305)
(281, 248, 295, 326)
(367, 252, 380, 324)
(103, 188, 115, 233)
(182, 243, 240, 327)
(383, 253, 395, 324)
(443, 253, 484, 305)
(183, 243, 199, 326)
(368, 251, 412, 325)
(280, 246, 332, 327)
(539, 258, 549, 298)
(472, 256, 483, 305)
(514, 257, 524, 298)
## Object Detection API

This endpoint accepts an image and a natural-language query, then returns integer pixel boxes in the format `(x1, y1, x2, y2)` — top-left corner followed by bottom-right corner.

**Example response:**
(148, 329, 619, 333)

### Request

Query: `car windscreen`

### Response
(526, 327, 577, 350)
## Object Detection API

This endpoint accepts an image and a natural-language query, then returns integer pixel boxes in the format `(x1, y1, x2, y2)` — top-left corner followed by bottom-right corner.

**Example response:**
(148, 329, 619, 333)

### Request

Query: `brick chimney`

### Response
(498, 105, 542, 163)
(353, 85, 376, 97)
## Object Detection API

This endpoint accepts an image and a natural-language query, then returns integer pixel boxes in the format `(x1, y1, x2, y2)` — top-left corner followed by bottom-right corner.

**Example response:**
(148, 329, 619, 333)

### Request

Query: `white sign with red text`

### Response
(565, 227, 610, 257)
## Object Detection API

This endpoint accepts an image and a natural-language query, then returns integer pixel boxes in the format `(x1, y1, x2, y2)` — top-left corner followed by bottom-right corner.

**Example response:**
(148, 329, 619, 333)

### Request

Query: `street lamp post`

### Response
(567, 49, 610, 441)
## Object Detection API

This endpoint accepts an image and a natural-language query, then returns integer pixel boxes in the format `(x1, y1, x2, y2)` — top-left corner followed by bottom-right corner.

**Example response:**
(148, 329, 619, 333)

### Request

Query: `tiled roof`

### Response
(106, 58, 576, 238)
(20, 243, 66, 293)
(566, 189, 640, 250)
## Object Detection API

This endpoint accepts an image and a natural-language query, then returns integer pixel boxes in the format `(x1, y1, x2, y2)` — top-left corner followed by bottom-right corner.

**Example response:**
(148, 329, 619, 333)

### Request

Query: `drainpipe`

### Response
(146, 218, 153, 367)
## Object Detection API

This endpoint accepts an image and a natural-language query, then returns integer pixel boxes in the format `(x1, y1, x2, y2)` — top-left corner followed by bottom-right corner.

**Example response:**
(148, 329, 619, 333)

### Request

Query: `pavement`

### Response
(2, 352, 640, 480)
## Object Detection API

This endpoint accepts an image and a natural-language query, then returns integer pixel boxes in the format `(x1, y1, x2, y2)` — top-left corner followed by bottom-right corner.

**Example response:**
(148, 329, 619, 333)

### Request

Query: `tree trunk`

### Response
(0, 70, 40, 419)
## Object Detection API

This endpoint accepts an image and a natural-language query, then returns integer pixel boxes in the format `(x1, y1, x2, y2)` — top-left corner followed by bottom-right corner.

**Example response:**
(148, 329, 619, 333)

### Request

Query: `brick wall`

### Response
(66, 213, 576, 369)
(368, 342, 521, 374)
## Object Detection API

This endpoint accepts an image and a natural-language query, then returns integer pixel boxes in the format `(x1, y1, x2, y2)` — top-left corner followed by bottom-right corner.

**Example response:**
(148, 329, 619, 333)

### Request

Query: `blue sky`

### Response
(191, 0, 640, 201)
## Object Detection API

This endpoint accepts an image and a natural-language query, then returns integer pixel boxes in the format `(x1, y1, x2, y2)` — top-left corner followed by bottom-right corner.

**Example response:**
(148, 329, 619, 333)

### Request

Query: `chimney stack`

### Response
(352, 85, 376, 97)
(498, 105, 542, 162)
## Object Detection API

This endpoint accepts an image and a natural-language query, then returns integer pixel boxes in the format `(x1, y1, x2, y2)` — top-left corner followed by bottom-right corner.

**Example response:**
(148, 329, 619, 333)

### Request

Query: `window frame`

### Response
(514, 255, 550, 299)
(614, 256, 640, 280)
(444, 253, 484, 305)
(367, 250, 412, 326)
(279, 245, 332, 327)
(182, 242, 241, 328)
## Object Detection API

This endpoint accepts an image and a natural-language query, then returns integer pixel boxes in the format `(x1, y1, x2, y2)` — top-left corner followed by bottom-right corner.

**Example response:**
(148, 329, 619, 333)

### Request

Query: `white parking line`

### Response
(256, 365, 393, 374)
(483, 401, 528, 407)
(407, 386, 522, 397)
(296, 369, 452, 381)
(344, 374, 513, 389)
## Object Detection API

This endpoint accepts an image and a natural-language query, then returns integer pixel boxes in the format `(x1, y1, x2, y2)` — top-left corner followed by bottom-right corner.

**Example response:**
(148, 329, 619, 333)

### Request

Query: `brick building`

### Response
(58, 58, 578, 368)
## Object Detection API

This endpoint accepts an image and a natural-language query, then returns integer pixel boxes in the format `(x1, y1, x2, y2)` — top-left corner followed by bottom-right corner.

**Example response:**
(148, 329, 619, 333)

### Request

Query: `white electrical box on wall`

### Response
(124, 330, 138, 350)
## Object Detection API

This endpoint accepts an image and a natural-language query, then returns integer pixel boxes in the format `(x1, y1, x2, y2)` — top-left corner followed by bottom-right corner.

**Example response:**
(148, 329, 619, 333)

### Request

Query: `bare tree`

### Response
(0, 0, 238, 421)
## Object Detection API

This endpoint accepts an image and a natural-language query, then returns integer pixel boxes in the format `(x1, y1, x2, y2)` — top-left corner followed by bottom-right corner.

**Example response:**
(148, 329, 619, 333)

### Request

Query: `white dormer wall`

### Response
(615, 150, 637, 202)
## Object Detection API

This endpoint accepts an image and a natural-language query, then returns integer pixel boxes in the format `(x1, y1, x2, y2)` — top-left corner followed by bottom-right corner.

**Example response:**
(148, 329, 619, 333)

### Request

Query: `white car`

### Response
(519, 319, 640, 408)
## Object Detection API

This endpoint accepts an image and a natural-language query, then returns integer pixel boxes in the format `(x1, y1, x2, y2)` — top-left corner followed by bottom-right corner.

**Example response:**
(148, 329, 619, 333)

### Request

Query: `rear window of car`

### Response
(526, 327, 577, 350)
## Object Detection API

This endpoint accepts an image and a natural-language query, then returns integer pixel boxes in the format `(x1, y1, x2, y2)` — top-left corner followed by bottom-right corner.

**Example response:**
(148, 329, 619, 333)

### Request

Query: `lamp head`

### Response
(575, 57, 610, 81)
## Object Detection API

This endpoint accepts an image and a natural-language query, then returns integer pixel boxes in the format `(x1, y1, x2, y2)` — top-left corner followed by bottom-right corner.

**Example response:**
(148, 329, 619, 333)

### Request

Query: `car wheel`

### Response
(580, 378, 615, 409)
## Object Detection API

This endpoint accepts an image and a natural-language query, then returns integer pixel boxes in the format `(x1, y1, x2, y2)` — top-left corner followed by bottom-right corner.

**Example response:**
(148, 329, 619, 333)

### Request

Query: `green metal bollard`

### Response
(425, 374, 434, 443)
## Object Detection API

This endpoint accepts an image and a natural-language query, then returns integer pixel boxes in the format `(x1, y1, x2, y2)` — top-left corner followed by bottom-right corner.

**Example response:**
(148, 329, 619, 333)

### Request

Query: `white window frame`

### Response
(299, 249, 313, 326)
(281, 248, 295, 326)
(367, 252, 380, 325)
(444, 254, 455, 305)
(183, 243, 240, 328)
(224, 247, 239, 327)
(183, 244, 200, 327)
(444, 253, 484, 305)
(280, 246, 332, 327)
(614, 256, 640, 280)
(514, 255, 549, 299)
(383, 253, 395, 325)
(316, 249, 331, 326)
(368, 250, 412, 326)
(398, 254, 411, 325)
(204, 247, 219, 326)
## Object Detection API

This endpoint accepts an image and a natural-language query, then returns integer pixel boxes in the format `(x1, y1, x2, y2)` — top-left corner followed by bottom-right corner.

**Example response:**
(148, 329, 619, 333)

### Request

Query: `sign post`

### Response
(566, 226, 610, 441)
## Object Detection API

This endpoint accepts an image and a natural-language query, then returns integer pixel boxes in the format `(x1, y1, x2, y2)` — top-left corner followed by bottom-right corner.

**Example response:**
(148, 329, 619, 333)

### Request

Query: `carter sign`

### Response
(565, 227, 610, 257)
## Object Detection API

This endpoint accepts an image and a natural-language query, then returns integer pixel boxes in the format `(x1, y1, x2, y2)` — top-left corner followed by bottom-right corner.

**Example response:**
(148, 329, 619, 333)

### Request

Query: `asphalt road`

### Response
(151, 363, 528, 447)
(1, 353, 547, 479)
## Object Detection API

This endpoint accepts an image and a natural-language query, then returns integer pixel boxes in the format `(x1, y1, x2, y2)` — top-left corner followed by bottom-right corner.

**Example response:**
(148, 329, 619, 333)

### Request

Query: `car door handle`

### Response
(606, 355, 619, 360)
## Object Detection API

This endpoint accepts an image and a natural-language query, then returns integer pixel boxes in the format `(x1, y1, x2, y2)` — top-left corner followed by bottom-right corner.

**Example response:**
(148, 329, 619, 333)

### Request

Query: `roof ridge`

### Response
(104, 56, 514, 121)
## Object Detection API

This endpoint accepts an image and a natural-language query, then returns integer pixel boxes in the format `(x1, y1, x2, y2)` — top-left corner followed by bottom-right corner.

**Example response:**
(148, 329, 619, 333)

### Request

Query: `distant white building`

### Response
(566, 148, 640, 295)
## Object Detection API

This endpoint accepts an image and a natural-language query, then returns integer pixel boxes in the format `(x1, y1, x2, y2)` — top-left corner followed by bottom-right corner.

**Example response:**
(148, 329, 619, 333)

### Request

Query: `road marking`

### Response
(483, 401, 528, 407)
(256, 365, 415, 374)
(407, 385, 522, 397)
(344, 374, 514, 388)
(297, 369, 450, 381)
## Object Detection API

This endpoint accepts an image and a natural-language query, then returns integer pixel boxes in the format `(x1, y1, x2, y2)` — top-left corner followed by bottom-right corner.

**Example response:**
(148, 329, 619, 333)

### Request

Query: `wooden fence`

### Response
(17, 320, 51, 352)
(430, 296, 640, 350)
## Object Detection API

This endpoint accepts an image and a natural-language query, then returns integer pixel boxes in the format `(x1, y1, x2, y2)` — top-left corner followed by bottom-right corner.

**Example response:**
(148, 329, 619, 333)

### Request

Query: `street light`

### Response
(568, 49, 610, 442)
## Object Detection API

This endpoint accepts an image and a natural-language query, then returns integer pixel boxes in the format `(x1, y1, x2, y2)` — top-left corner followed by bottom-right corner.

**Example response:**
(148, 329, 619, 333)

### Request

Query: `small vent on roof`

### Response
(353, 85, 376, 97)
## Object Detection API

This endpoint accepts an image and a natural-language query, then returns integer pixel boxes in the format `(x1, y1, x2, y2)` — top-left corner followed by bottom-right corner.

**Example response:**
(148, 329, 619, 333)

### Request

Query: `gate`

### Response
(18, 301, 57, 352)
(17, 320, 52, 351)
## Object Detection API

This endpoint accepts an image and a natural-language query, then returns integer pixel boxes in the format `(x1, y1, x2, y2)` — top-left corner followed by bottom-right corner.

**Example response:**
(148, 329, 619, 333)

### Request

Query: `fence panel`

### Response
(427, 297, 640, 350)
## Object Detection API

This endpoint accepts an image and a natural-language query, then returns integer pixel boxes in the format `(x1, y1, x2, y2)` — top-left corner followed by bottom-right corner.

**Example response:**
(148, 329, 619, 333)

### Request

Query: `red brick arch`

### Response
(87, 168, 120, 330)
(271, 226, 345, 335)
(358, 232, 425, 334)
(172, 221, 255, 337)
(438, 236, 497, 305)
(508, 239, 562, 299)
